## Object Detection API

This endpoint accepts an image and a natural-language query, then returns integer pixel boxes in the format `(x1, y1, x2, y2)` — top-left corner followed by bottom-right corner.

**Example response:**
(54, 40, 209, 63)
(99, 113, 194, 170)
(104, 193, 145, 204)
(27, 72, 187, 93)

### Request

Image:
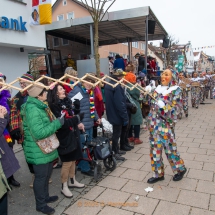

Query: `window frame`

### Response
(57, 14, 64, 21)
(53, 37, 59, 47)
(67, 12, 75, 19)
(62, 38, 69, 46)
(63, 0, 67, 6)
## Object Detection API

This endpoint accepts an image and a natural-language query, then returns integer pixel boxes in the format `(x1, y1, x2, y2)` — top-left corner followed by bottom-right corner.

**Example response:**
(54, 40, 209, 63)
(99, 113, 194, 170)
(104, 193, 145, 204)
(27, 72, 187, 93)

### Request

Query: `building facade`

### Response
(194, 51, 214, 72)
(0, 0, 46, 89)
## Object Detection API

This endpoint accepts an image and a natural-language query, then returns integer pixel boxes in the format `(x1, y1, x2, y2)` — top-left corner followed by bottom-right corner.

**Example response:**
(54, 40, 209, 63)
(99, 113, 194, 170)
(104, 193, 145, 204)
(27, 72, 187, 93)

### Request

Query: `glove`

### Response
(73, 99, 80, 109)
(156, 100, 165, 108)
(123, 121, 128, 126)
(79, 112, 84, 121)
(57, 116, 64, 125)
(12, 131, 22, 141)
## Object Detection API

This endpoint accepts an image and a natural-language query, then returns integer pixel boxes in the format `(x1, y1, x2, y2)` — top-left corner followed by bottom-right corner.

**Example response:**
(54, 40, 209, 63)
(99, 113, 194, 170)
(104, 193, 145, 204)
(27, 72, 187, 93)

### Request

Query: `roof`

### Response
(52, 0, 93, 11)
(46, 6, 168, 46)
(148, 44, 163, 61)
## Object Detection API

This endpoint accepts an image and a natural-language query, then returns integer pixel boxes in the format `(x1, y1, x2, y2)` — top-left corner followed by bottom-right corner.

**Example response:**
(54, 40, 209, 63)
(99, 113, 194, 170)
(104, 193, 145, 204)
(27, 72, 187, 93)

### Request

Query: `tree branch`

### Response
(100, 0, 116, 21)
(79, 0, 95, 20)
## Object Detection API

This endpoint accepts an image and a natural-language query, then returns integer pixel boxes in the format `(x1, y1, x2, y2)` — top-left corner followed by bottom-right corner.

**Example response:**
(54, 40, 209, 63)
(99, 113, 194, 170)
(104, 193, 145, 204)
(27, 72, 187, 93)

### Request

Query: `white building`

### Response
(0, 0, 46, 90)
(185, 42, 195, 73)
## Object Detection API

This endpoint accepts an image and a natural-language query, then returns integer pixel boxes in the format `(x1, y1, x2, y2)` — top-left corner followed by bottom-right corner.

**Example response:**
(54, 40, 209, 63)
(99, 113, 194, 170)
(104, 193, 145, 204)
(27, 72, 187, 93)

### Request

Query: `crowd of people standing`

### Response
(0, 54, 215, 214)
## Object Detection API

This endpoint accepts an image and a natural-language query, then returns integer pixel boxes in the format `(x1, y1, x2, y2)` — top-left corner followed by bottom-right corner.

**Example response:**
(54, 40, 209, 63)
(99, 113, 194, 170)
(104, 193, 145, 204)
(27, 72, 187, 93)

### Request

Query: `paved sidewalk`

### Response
(9, 99, 215, 215)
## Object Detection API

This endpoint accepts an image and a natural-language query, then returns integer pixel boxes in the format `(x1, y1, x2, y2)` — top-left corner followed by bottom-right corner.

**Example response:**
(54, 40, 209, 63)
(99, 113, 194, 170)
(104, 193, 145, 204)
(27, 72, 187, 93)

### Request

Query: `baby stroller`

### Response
(76, 125, 116, 182)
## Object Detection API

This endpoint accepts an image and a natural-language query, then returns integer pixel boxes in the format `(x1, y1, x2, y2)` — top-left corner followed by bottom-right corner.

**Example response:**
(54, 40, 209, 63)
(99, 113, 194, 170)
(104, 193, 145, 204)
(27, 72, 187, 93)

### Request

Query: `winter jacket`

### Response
(21, 96, 61, 165)
(138, 56, 145, 72)
(0, 116, 20, 178)
(126, 84, 143, 125)
(105, 79, 128, 125)
(0, 156, 11, 199)
(49, 98, 83, 162)
(68, 84, 99, 130)
(114, 58, 125, 70)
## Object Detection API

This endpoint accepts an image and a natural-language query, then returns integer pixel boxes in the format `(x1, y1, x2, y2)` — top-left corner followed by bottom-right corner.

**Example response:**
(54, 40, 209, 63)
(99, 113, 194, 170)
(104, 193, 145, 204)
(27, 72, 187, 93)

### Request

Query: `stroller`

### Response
(76, 124, 116, 182)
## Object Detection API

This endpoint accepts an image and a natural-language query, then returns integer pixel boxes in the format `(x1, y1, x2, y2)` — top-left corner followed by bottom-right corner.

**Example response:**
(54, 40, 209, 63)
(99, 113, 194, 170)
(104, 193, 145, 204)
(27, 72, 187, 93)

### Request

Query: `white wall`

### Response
(0, 46, 29, 96)
(0, 0, 46, 49)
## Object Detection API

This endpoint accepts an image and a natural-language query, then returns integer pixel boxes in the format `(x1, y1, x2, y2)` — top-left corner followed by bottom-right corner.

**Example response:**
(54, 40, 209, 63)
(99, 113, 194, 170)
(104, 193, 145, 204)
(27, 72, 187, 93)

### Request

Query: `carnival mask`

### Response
(161, 69, 172, 86)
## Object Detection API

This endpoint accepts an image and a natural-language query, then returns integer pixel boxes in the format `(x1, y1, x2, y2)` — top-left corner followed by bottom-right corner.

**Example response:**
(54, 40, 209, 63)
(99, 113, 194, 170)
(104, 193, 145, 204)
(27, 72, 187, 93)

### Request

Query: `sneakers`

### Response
(115, 154, 125, 161)
(147, 176, 165, 184)
(36, 205, 55, 215)
(68, 176, 85, 188)
(46, 196, 58, 203)
(128, 137, 135, 142)
(134, 138, 143, 145)
(173, 168, 187, 181)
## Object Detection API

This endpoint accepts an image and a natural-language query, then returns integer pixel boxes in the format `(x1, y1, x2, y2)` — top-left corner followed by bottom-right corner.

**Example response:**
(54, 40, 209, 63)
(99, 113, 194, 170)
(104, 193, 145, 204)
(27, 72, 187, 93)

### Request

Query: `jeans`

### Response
(78, 128, 93, 172)
(0, 193, 7, 215)
(112, 125, 122, 154)
(129, 125, 140, 138)
(120, 125, 129, 148)
(33, 162, 53, 210)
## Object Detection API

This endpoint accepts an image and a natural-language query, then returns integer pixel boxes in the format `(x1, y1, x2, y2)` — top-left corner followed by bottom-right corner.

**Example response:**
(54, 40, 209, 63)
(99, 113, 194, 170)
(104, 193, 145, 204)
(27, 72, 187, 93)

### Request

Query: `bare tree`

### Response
(79, 0, 116, 76)
(165, 35, 179, 66)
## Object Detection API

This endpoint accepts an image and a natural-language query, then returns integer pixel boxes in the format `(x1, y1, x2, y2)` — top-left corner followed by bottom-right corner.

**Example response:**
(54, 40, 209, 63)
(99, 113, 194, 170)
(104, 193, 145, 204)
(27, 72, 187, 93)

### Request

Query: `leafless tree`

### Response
(79, 0, 116, 76)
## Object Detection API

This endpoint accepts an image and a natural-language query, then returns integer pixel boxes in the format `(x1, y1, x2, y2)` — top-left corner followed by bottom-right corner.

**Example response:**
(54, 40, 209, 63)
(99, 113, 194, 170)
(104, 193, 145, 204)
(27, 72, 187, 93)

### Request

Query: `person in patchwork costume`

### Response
(146, 69, 187, 184)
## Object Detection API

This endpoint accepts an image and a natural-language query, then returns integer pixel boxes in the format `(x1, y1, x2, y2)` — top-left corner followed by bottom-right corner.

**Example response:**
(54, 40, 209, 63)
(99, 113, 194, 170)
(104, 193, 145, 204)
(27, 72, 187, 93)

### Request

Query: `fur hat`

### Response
(27, 83, 45, 97)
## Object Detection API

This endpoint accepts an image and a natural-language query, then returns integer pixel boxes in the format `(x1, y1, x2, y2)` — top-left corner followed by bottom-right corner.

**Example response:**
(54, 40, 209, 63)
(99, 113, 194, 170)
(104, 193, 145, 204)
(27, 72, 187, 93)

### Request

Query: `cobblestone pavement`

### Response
(9, 99, 215, 215)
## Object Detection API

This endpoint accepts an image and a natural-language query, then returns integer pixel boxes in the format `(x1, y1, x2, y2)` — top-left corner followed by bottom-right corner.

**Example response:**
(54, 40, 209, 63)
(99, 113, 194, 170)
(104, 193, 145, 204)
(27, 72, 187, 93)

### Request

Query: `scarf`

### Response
(81, 86, 95, 118)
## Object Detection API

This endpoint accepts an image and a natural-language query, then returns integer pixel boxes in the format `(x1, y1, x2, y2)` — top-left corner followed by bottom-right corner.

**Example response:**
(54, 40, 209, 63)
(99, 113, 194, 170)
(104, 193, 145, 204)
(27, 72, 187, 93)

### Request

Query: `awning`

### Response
(45, 6, 168, 46)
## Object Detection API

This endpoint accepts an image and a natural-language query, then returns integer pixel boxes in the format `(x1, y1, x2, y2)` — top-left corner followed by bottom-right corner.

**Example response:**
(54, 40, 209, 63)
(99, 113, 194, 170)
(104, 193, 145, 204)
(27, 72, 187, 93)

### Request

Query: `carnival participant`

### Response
(63, 67, 78, 94)
(146, 68, 186, 184)
(178, 72, 189, 118)
(68, 76, 101, 176)
(0, 73, 21, 188)
(21, 83, 64, 214)
(199, 73, 206, 104)
(205, 71, 215, 99)
(47, 84, 85, 198)
(190, 71, 205, 109)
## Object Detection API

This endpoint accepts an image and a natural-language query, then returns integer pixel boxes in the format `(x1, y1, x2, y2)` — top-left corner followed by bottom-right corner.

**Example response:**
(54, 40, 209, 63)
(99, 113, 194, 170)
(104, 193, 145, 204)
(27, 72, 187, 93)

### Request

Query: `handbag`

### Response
(23, 107, 59, 154)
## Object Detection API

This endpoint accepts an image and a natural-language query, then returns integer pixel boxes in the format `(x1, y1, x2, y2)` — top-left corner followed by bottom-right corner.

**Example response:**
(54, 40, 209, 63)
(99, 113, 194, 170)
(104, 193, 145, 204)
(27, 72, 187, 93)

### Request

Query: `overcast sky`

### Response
(52, 0, 215, 56)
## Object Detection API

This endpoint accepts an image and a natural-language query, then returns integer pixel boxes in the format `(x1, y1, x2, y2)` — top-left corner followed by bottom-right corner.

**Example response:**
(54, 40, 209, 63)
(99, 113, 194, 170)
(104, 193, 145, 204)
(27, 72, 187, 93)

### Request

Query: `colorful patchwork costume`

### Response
(148, 84, 186, 178)
(178, 80, 189, 117)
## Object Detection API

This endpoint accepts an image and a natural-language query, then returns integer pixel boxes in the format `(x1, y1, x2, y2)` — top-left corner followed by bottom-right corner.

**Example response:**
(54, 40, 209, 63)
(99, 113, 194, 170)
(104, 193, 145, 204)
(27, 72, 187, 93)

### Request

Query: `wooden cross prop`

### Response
(0, 73, 158, 101)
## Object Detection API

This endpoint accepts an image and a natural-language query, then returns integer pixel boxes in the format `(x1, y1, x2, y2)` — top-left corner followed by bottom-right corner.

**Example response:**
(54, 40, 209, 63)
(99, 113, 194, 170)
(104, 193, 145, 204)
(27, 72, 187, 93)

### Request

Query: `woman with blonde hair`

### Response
(63, 67, 78, 94)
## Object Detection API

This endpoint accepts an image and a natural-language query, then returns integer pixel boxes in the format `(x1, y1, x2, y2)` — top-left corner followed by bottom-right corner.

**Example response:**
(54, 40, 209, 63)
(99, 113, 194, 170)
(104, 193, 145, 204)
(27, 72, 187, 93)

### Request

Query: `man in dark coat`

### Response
(105, 69, 129, 161)
(138, 52, 145, 74)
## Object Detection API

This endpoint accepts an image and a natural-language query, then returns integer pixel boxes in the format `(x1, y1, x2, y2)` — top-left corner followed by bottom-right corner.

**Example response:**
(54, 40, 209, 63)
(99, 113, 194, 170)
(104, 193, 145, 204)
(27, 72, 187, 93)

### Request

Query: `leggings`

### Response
(129, 125, 140, 138)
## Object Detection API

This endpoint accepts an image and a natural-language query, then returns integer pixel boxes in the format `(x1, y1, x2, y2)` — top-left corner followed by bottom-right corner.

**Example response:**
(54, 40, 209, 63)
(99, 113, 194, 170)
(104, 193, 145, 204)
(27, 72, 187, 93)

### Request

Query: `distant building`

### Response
(194, 51, 214, 72)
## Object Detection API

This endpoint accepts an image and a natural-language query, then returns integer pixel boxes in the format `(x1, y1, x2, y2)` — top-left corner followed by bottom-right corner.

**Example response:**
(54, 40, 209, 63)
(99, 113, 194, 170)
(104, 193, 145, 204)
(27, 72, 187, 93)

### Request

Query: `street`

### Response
(9, 99, 215, 215)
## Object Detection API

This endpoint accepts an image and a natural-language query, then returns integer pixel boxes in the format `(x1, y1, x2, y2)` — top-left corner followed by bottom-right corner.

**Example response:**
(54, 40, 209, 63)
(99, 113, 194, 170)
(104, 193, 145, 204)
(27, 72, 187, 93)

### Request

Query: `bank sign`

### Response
(0, 16, 27, 32)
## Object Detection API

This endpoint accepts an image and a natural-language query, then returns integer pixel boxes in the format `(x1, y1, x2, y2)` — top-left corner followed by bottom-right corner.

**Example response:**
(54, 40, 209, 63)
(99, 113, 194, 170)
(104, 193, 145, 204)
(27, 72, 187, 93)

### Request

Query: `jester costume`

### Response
(205, 74, 215, 99)
(179, 80, 189, 117)
(190, 77, 205, 108)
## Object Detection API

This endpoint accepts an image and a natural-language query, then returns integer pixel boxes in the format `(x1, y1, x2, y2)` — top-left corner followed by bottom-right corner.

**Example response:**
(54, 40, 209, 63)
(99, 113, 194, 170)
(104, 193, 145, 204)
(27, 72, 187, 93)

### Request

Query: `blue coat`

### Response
(0, 115, 20, 178)
(114, 58, 125, 70)
(105, 79, 128, 125)
(68, 84, 99, 130)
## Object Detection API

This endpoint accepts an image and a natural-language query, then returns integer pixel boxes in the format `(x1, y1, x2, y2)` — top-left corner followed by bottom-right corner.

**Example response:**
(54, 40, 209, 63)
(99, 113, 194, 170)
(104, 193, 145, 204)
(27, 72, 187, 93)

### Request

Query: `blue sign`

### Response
(0, 16, 27, 32)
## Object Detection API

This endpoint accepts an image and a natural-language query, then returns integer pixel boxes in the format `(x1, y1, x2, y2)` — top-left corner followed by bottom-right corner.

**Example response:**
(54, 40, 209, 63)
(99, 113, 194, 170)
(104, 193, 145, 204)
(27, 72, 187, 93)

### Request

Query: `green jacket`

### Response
(127, 83, 143, 125)
(21, 96, 61, 165)
(0, 155, 11, 199)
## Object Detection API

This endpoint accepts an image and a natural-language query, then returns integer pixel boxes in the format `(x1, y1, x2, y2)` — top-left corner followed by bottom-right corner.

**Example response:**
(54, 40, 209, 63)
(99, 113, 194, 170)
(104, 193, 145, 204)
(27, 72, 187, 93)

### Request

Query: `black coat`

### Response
(105, 79, 128, 125)
(138, 56, 145, 72)
(49, 99, 82, 162)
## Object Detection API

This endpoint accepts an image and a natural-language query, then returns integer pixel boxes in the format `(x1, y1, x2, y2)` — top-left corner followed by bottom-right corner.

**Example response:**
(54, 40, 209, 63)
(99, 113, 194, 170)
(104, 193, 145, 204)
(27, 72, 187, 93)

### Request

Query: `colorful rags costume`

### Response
(147, 71, 186, 179)
(178, 80, 189, 117)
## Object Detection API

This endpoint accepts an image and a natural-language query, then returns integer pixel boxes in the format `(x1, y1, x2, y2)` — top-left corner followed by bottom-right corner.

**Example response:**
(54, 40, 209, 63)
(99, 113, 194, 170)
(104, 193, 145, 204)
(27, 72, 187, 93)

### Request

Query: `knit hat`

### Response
(27, 83, 45, 97)
(125, 72, 136, 83)
(21, 73, 34, 82)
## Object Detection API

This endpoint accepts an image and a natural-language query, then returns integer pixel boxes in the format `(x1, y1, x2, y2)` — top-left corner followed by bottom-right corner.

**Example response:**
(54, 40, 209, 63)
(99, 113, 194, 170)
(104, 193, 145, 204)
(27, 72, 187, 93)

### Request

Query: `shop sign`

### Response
(0, 16, 27, 32)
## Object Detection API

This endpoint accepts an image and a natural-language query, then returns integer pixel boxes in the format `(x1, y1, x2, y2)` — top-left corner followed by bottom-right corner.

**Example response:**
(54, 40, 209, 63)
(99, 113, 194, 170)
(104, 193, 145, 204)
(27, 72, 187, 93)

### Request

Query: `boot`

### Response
(29, 174, 35, 188)
(8, 175, 20, 187)
(61, 182, 73, 198)
(68, 176, 85, 188)
(134, 138, 143, 145)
